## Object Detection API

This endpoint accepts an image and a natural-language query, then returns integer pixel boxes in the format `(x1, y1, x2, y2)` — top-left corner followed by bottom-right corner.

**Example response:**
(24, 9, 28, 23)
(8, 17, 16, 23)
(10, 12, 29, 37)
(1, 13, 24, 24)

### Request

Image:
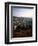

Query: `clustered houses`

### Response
(12, 16, 32, 31)
(11, 16, 32, 37)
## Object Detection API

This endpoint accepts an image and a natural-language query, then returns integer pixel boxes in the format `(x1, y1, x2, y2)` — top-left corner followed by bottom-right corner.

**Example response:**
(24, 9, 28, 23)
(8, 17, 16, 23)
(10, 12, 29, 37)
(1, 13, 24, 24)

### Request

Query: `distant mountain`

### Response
(13, 16, 32, 19)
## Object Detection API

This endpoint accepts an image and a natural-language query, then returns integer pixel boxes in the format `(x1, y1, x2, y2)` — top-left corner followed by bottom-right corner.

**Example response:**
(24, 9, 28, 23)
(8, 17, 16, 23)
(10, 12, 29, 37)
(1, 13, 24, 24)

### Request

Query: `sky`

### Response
(11, 7, 33, 18)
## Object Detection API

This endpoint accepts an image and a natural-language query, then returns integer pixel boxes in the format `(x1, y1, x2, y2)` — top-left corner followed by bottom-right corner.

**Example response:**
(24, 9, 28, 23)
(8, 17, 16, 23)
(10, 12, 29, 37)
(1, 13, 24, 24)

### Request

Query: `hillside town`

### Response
(11, 16, 32, 37)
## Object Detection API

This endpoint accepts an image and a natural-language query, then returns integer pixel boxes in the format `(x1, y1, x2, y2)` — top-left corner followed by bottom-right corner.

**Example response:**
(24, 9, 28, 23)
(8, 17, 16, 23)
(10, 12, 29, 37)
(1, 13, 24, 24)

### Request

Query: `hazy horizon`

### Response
(11, 7, 33, 18)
